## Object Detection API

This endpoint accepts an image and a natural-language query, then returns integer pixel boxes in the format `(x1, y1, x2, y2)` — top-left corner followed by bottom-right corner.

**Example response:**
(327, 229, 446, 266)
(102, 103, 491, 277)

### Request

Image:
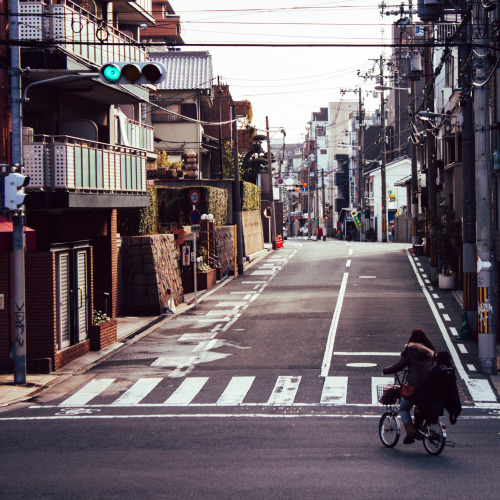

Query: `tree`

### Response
(240, 133, 273, 184)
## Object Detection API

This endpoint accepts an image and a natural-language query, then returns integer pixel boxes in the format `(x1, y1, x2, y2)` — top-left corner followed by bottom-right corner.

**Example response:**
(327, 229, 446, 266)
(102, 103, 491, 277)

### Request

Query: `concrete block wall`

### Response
(394, 213, 411, 243)
(121, 234, 183, 315)
(241, 210, 264, 256)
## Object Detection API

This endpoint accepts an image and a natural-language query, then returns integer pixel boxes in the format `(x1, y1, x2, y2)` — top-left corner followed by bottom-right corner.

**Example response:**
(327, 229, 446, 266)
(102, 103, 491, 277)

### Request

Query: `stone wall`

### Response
(121, 234, 183, 315)
(215, 226, 235, 277)
(242, 210, 264, 256)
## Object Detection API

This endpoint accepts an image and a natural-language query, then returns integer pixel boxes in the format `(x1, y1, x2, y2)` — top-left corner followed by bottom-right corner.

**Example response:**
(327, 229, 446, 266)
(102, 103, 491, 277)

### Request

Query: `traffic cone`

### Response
(456, 311, 470, 341)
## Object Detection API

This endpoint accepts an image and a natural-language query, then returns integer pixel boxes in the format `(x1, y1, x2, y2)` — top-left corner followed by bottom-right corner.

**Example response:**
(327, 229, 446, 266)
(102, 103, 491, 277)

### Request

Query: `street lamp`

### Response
(417, 110, 453, 121)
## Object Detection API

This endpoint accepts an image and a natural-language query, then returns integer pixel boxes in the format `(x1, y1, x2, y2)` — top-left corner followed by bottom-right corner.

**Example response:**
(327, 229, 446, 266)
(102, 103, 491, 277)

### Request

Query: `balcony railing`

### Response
(23, 135, 147, 193)
(114, 116, 154, 151)
(19, 0, 148, 67)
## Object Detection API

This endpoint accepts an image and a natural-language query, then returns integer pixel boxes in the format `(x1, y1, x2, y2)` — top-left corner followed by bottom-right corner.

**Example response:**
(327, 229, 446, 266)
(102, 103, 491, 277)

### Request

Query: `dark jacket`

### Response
(415, 364, 462, 423)
(383, 342, 435, 386)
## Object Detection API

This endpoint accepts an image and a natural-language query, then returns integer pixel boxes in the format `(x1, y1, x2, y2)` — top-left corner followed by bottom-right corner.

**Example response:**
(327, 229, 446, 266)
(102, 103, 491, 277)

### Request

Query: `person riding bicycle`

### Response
(382, 328, 435, 444)
(414, 350, 462, 428)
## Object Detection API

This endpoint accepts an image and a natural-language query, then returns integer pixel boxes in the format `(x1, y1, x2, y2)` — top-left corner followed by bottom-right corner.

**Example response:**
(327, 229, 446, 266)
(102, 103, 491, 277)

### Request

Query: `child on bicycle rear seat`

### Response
(415, 350, 462, 426)
(382, 328, 435, 444)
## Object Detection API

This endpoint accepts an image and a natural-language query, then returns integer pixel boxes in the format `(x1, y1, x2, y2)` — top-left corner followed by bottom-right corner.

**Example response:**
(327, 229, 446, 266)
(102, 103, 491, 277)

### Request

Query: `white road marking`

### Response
(178, 333, 213, 343)
(216, 376, 255, 406)
(424, 279, 430, 284)
(151, 355, 198, 368)
(59, 378, 115, 407)
(407, 249, 497, 402)
(349, 249, 353, 255)
(449, 327, 458, 336)
(346, 260, 351, 268)
(433, 294, 439, 298)
(457, 344, 468, 354)
(437, 302, 444, 309)
(321, 377, 348, 405)
(334, 351, 400, 356)
(242, 281, 266, 284)
(215, 301, 246, 308)
(267, 376, 301, 406)
(321, 272, 349, 377)
(359, 276, 376, 279)
(163, 377, 208, 406)
(467, 364, 477, 372)
(112, 378, 162, 406)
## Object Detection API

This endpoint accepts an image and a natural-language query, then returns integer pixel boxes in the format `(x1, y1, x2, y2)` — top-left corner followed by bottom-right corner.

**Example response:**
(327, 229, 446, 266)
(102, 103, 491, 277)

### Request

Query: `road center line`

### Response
(321, 272, 349, 378)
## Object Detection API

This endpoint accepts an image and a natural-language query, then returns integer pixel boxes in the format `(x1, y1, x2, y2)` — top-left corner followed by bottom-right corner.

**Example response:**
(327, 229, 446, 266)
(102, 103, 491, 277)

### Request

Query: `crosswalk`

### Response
(55, 375, 395, 408)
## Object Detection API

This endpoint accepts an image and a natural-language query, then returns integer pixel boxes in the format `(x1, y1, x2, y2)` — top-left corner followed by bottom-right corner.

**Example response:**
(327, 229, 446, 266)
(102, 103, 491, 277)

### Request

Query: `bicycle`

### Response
(377, 371, 454, 456)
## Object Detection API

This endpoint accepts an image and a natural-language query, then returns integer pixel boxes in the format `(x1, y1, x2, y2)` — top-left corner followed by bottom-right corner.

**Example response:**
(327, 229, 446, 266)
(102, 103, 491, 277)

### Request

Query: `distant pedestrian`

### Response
(382, 328, 435, 444)
(415, 350, 462, 426)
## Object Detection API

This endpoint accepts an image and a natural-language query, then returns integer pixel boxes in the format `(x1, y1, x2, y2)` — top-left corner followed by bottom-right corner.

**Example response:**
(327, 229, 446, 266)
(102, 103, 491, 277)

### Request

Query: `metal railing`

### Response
(19, 0, 149, 66)
(23, 135, 147, 193)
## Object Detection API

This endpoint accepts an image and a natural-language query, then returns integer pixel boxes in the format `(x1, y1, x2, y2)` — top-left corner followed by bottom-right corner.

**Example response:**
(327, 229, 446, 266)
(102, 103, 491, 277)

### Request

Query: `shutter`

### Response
(75, 250, 88, 342)
(57, 253, 71, 349)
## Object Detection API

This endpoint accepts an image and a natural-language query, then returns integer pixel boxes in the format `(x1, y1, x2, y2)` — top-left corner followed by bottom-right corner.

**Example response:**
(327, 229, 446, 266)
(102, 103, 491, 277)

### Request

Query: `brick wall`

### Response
(25, 252, 57, 371)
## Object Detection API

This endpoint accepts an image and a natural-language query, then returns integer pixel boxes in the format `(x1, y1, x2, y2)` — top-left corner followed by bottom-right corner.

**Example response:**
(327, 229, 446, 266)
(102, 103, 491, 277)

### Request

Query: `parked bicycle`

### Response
(377, 371, 454, 456)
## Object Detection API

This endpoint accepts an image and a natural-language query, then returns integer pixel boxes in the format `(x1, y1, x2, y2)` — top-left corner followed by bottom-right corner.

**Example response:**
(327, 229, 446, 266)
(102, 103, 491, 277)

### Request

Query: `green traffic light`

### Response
(102, 64, 121, 82)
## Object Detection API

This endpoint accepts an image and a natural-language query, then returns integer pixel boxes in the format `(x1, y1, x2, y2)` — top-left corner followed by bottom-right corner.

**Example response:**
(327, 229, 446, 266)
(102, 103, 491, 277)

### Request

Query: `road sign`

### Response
(191, 224, 201, 233)
(190, 190, 200, 205)
(190, 210, 201, 224)
(301, 186, 308, 192)
(277, 178, 283, 185)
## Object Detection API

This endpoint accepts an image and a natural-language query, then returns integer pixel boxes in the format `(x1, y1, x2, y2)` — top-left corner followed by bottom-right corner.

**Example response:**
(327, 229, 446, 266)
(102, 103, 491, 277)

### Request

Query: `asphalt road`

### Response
(1, 239, 498, 499)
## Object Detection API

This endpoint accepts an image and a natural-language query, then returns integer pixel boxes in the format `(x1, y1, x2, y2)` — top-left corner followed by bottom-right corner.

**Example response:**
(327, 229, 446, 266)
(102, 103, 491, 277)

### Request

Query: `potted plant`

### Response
(89, 310, 117, 351)
(432, 207, 461, 289)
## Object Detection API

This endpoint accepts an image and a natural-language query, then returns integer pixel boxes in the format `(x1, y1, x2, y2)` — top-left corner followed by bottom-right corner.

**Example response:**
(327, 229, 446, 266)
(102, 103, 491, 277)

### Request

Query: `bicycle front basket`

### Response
(377, 384, 401, 405)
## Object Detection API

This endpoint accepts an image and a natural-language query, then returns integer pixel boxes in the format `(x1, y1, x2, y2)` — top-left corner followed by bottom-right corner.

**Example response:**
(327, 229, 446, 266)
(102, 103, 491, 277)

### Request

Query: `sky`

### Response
(173, 1, 396, 144)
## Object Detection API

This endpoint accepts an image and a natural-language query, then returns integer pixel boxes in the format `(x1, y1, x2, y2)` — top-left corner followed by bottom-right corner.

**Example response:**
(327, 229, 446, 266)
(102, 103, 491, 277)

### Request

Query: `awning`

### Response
(0, 217, 36, 252)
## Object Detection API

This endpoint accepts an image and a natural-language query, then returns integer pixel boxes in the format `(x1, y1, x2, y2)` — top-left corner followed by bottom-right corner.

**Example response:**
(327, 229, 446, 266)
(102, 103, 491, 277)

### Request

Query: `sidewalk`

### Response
(0, 245, 272, 407)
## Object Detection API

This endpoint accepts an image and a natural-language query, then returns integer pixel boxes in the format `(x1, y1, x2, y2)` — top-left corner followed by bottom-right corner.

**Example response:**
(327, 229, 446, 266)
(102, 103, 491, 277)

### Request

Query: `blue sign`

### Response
(190, 209, 201, 224)
(301, 186, 308, 192)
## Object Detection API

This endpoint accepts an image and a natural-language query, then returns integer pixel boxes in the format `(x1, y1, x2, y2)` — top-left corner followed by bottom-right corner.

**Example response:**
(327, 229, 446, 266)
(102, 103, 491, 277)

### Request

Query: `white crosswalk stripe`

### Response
(111, 378, 162, 406)
(321, 376, 348, 405)
(216, 376, 255, 406)
(56, 374, 476, 408)
(267, 376, 301, 406)
(163, 377, 208, 406)
(59, 378, 115, 406)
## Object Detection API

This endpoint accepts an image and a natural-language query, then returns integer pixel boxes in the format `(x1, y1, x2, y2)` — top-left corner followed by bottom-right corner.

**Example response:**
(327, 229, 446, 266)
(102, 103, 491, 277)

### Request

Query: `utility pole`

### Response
(410, 76, 418, 246)
(459, 0, 477, 337)
(266, 116, 277, 250)
(380, 55, 387, 243)
(357, 87, 365, 241)
(472, 6, 496, 374)
(424, 25, 438, 283)
(232, 105, 244, 275)
(218, 78, 223, 179)
(10, 0, 27, 384)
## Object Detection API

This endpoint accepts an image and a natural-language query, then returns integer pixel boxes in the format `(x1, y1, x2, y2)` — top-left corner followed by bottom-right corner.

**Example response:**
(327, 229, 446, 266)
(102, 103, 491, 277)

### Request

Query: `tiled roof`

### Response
(149, 51, 213, 91)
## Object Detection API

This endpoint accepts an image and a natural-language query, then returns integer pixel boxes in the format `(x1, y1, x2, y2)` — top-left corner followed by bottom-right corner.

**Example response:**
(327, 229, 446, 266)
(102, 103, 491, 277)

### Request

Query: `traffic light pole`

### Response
(266, 116, 277, 250)
(10, 0, 26, 384)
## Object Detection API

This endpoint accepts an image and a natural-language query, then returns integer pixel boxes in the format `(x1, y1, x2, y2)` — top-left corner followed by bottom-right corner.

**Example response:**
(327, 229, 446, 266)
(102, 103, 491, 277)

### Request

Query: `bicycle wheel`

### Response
(422, 421, 446, 455)
(379, 411, 400, 448)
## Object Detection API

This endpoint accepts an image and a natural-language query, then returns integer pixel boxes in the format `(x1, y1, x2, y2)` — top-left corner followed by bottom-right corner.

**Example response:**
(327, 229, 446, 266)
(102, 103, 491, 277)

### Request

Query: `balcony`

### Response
(23, 135, 150, 209)
(19, 0, 149, 68)
(114, 115, 154, 153)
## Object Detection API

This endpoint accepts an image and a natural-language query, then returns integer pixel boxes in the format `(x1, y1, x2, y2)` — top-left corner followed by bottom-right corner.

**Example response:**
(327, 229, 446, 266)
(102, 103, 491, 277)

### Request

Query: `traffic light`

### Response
(4, 172, 30, 210)
(99, 62, 166, 85)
